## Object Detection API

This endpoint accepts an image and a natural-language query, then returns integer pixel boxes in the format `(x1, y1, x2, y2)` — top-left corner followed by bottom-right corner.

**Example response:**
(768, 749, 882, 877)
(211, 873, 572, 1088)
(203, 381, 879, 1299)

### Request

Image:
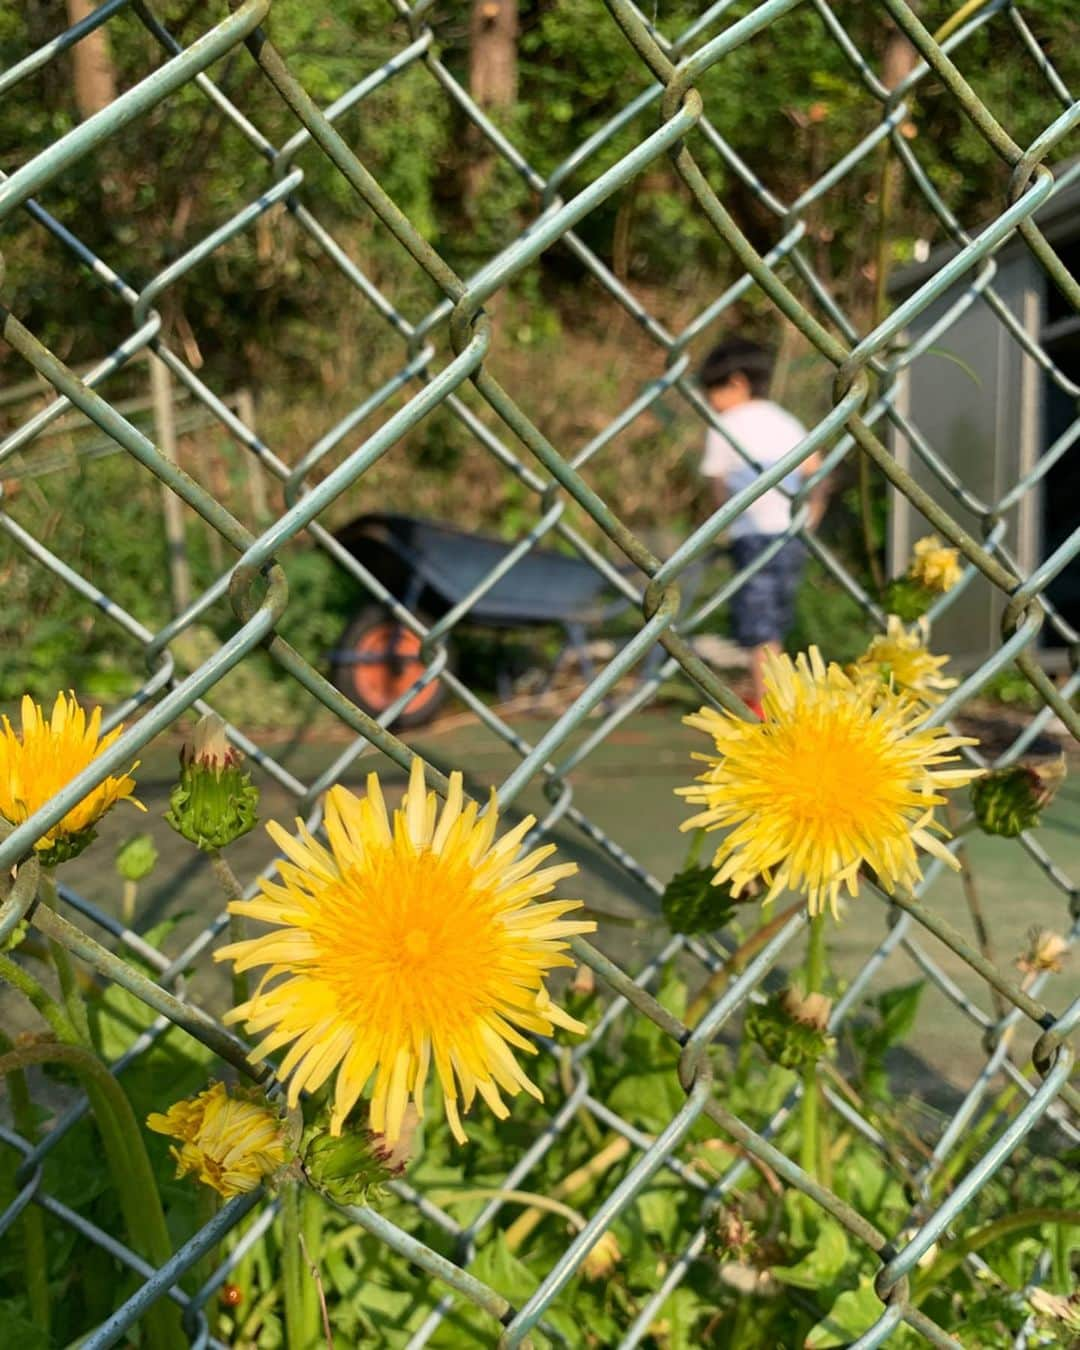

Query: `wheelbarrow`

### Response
(330, 513, 676, 727)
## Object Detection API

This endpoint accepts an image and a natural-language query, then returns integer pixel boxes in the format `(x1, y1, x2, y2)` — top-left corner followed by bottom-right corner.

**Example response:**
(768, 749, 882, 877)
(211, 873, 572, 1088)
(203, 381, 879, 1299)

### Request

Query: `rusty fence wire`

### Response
(0, 1, 1078, 1346)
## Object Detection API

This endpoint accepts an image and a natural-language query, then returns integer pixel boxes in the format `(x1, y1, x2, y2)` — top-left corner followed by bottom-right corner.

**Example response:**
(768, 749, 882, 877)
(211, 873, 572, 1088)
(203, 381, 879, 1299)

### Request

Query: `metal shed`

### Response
(887, 176, 1079, 668)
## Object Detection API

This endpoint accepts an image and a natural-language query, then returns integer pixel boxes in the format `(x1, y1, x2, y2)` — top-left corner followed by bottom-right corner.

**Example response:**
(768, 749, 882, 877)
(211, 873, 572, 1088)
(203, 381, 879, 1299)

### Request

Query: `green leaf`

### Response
(634, 1184, 685, 1244)
(0, 1304, 50, 1350)
(839, 1148, 905, 1223)
(469, 1232, 539, 1305)
(89, 914, 193, 1061)
(806, 1278, 885, 1347)
(428, 1233, 576, 1348)
(608, 1064, 686, 1133)
(660, 1285, 707, 1350)
(772, 1219, 850, 1290)
(876, 981, 924, 1047)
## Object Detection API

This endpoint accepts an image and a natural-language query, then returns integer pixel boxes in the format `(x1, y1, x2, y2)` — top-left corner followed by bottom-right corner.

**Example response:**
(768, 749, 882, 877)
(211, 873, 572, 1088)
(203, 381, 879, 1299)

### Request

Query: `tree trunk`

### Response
(66, 0, 117, 119)
(469, 0, 518, 109)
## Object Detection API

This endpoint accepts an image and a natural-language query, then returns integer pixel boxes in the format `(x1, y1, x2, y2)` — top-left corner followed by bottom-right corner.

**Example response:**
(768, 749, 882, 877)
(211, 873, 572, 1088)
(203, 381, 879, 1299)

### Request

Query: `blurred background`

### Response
(3, 0, 1077, 725)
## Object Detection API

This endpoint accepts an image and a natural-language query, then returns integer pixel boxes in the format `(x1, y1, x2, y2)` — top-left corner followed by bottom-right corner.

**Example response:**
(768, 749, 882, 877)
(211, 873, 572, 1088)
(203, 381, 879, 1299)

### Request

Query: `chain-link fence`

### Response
(0, 1, 1078, 1346)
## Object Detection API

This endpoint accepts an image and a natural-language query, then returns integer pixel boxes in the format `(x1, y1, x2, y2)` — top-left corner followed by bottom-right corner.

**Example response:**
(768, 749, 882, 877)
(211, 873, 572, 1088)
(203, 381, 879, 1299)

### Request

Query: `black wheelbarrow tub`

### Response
(334, 513, 620, 627)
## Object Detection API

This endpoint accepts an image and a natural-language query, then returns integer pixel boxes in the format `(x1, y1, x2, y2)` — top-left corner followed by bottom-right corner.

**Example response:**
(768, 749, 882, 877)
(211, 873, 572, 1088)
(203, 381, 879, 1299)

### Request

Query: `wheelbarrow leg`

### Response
(565, 622, 594, 688)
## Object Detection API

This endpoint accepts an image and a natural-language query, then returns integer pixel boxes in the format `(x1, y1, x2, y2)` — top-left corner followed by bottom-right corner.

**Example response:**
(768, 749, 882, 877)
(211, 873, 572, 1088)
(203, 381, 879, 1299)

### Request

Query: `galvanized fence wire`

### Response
(0, 0, 1077, 1345)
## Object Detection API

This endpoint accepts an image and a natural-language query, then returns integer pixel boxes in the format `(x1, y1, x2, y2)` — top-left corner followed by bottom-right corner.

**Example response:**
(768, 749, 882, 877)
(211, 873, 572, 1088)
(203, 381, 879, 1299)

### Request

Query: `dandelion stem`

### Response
(428, 1186, 588, 1232)
(0, 1041, 185, 1350)
(299, 1228, 334, 1350)
(504, 1135, 631, 1252)
(121, 878, 138, 927)
(229, 1209, 258, 1316)
(193, 1184, 221, 1299)
(685, 826, 706, 869)
(945, 798, 1006, 1020)
(281, 1182, 320, 1350)
(0, 951, 79, 1043)
(211, 852, 249, 1006)
(685, 899, 805, 1028)
(800, 913, 827, 1182)
(40, 871, 93, 1048)
(300, 1187, 323, 1341)
(1, 1033, 50, 1335)
(913, 1208, 1080, 1305)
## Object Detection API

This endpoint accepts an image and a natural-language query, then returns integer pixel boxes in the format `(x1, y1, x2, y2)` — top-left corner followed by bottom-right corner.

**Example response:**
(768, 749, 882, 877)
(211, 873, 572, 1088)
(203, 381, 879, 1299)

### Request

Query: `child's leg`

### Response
(775, 538, 808, 654)
(730, 535, 784, 712)
(749, 640, 780, 706)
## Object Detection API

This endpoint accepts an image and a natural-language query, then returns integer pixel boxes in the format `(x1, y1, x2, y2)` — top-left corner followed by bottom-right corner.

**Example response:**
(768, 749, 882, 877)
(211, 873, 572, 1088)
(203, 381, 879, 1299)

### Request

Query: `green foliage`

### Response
(5, 1, 1076, 700)
(1, 920, 1075, 1349)
(2, 6, 1079, 1335)
(788, 556, 873, 665)
(846, 979, 925, 1101)
(882, 575, 937, 622)
(979, 666, 1044, 711)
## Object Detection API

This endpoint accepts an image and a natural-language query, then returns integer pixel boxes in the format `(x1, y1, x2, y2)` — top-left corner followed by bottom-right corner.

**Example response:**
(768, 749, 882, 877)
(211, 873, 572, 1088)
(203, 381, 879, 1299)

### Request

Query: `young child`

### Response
(699, 338, 828, 715)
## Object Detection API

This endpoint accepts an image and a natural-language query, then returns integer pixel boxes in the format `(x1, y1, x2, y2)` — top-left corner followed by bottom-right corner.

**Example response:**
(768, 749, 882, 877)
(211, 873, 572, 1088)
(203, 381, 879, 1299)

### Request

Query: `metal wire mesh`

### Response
(0, 1, 1078, 1346)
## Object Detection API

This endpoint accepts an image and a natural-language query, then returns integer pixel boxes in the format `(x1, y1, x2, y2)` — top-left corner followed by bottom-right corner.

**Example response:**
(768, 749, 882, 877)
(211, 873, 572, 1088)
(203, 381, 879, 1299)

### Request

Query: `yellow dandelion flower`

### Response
(909, 535, 963, 593)
(215, 761, 595, 1145)
(146, 1082, 288, 1198)
(0, 693, 142, 864)
(851, 616, 957, 704)
(676, 648, 981, 918)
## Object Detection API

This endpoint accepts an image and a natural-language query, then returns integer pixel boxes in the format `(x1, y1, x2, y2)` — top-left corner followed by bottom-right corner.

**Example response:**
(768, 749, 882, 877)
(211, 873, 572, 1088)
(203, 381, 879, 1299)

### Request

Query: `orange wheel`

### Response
(333, 608, 447, 727)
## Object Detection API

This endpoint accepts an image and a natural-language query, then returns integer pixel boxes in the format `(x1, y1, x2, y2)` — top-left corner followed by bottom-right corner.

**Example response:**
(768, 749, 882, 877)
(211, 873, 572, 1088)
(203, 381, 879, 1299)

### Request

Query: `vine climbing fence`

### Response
(0, 1, 1078, 1347)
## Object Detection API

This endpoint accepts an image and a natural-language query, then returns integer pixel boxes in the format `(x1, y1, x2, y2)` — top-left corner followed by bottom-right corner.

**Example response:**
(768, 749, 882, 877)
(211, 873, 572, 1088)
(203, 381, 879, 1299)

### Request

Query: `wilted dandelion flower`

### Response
(909, 535, 963, 593)
(851, 616, 957, 705)
(147, 1082, 288, 1198)
(216, 760, 594, 1144)
(581, 1230, 622, 1281)
(0, 693, 142, 865)
(1017, 927, 1068, 976)
(677, 648, 981, 918)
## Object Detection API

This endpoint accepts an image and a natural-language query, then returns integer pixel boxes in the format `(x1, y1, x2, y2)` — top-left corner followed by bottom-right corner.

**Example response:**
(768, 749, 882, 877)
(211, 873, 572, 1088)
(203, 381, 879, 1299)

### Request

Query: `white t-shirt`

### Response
(701, 399, 809, 538)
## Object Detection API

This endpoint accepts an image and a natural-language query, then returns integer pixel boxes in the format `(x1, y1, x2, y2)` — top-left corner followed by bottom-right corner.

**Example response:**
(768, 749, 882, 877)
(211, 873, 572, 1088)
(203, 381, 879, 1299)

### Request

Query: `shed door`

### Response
(888, 254, 1041, 669)
(1039, 237, 1080, 649)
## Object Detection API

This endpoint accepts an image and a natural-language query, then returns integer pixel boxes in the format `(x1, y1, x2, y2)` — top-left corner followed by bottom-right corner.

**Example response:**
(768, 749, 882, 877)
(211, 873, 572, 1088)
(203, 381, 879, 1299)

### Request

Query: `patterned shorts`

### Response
(729, 535, 806, 648)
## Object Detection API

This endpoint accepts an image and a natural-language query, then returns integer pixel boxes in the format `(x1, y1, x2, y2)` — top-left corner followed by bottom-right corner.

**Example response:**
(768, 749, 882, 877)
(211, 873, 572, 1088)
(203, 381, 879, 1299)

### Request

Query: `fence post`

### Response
(149, 353, 192, 616)
(235, 387, 270, 523)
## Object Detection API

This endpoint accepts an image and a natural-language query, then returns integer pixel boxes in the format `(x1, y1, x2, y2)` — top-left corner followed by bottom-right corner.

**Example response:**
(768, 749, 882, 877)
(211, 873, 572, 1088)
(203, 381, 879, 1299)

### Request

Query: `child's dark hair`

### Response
(699, 338, 774, 398)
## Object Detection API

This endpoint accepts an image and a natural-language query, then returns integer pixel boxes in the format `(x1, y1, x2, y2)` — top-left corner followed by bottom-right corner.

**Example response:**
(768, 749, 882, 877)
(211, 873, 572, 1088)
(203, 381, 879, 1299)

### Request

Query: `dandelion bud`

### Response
(661, 864, 743, 935)
(580, 1230, 622, 1281)
(779, 987, 833, 1032)
(971, 760, 1064, 838)
(165, 714, 259, 852)
(708, 1203, 757, 1262)
(1028, 1288, 1080, 1334)
(301, 1105, 419, 1207)
(745, 987, 834, 1070)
